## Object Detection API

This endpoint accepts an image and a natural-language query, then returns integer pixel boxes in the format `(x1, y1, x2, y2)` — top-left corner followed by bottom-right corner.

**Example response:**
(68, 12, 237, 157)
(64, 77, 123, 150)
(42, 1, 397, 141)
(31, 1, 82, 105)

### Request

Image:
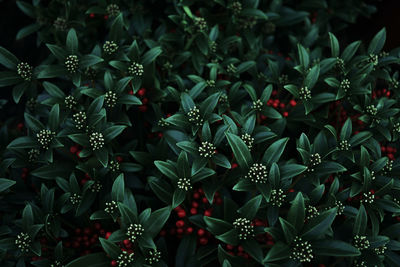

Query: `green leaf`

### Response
(0, 46, 18, 69)
(313, 240, 361, 257)
(0, 71, 21, 87)
(263, 241, 291, 263)
(354, 204, 367, 235)
(349, 131, 372, 147)
(94, 148, 108, 167)
(180, 93, 195, 113)
(204, 216, 233, 235)
(236, 61, 256, 74)
(242, 239, 264, 263)
(80, 55, 104, 69)
(304, 63, 320, 89)
(24, 113, 44, 132)
(43, 81, 65, 99)
(172, 189, 186, 209)
(99, 238, 120, 259)
(341, 40, 361, 62)
(0, 178, 16, 192)
(141, 46, 162, 66)
(237, 195, 262, 219)
(66, 28, 78, 54)
(279, 218, 296, 244)
(328, 32, 340, 57)
(48, 104, 60, 131)
(297, 44, 309, 69)
(225, 133, 253, 170)
(340, 118, 352, 141)
(146, 206, 171, 238)
(111, 174, 124, 202)
(16, 1, 35, 18)
(16, 23, 41, 40)
(200, 92, 220, 119)
(37, 65, 66, 79)
(302, 207, 337, 239)
(154, 160, 178, 180)
(103, 125, 126, 142)
(46, 44, 67, 61)
(262, 138, 289, 166)
(22, 204, 34, 231)
(12, 82, 29, 103)
(368, 27, 386, 54)
(287, 192, 305, 230)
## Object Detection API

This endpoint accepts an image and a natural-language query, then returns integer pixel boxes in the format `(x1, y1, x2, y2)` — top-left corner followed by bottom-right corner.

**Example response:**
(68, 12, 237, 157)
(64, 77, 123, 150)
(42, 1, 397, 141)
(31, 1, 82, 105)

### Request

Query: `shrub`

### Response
(0, 0, 399, 266)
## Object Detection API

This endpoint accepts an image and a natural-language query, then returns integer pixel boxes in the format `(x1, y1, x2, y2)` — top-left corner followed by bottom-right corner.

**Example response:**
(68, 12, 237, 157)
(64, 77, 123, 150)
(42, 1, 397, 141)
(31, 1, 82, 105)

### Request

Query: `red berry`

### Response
(142, 98, 149, 104)
(283, 111, 289, 117)
(116, 156, 123, 162)
(190, 208, 197, 215)
(177, 210, 186, 218)
(94, 222, 101, 230)
(111, 260, 117, 267)
(197, 229, 205, 236)
(70, 146, 78, 153)
(138, 105, 147, 112)
(192, 201, 199, 208)
(176, 220, 185, 228)
(288, 188, 295, 193)
(176, 228, 184, 234)
(104, 15, 109, 20)
(186, 227, 193, 234)
(202, 197, 208, 204)
(129, 90, 133, 95)
(89, 13, 95, 18)
(199, 237, 208, 245)
(226, 244, 234, 250)
(137, 88, 146, 96)
(238, 246, 244, 252)
(204, 210, 212, 217)
(17, 123, 24, 130)
(105, 232, 112, 239)
(193, 192, 200, 199)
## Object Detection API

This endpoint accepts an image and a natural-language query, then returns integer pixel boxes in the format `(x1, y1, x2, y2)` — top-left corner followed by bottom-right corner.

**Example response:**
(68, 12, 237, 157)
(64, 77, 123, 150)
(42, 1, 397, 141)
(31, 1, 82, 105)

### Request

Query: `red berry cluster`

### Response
(328, 101, 365, 132)
(225, 244, 250, 259)
(132, 87, 148, 113)
(372, 88, 391, 99)
(253, 219, 274, 246)
(264, 90, 297, 118)
(63, 223, 105, 255)
(160, 189, 223, 246)
(70, 143, 83, 159)
(380, 144, 397, 160)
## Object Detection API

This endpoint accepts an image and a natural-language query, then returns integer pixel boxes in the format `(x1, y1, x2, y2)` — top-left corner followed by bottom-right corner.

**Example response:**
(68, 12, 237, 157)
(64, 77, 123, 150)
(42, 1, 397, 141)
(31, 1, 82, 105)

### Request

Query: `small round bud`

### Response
(109, 160, 120, 172)
(104, 91, 118, 108)
(36, 129, 56, 149)
(104, 200, 118, 215)
(194, 17, 207, 31)
(116, 250, 134, 267)
(89, 132, 105, 150)
(64, 95, 77, 109)
(106, 4, 120, 17)
(126, 223, 144, 242)
(251, 99, 263, 111)
(28, 148, 40, 163)
(17, 62, 33, 81)
(69, 193, 82, 205)
(335, 200, 345, 215)
(353, 235, 370, 250)
(89, 181, 102, 193)
(270, 189, 286, 207)
(306, 206, 319, 220)
(198, 141, 216, 158)
(187, 106, 203, 126)
(15, 232, 31, 253)
(246, 163, 268, 184)
(177, 177, 192, 191)
(366, 104, 377, 116)
(299, 86, 311, 100)
(146, 249, 161, 265)
(103, 41, 119, 55)
(53, 17, 67, 31)
(339, 140, 350, 151)
(290, 236, 313, 263)
(128, 62, 144, 76)
(361, 191, 375, 204)
(229, 1, 242, 16)
(65, 55, 79, 73)
(72, 111, 87, 130)
(233, 218, 254, 240)
(340, 79, 350, 93)
(241, 133, 254, 149)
